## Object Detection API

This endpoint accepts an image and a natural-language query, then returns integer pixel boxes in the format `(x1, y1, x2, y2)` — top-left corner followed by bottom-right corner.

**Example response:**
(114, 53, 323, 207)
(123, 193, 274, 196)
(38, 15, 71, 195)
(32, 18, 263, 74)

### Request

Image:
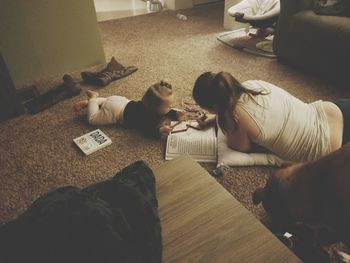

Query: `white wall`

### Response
(166, 0, 243, 31)
(0, 0, 105, 85)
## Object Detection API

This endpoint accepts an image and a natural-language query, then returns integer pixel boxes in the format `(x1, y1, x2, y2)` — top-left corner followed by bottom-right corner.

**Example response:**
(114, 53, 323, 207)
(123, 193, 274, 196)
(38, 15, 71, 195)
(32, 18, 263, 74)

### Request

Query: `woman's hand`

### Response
(159, 125, 173, 136)
(196, 113, 216, 128)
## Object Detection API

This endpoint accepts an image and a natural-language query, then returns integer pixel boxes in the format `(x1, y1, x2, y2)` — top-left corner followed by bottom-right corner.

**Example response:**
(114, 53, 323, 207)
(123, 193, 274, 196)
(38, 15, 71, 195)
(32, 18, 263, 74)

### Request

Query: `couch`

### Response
(273, 0, 350, 84)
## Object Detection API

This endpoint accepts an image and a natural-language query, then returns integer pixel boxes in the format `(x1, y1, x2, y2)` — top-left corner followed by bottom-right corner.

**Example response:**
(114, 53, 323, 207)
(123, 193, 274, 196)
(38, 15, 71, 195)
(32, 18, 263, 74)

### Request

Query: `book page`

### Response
(165, 125, 217, 163)
(167, 136, 216, 156)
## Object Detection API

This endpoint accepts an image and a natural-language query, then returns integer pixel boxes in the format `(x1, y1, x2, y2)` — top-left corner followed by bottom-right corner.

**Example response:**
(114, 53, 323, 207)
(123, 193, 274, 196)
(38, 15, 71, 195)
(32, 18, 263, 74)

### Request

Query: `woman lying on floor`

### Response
(192, 71, 348, 162)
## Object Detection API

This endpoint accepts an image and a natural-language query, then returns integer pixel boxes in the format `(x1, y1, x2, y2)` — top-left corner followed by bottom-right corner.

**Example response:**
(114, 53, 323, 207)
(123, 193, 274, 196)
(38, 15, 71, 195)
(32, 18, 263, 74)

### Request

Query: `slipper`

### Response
(81, 57, 138, 87)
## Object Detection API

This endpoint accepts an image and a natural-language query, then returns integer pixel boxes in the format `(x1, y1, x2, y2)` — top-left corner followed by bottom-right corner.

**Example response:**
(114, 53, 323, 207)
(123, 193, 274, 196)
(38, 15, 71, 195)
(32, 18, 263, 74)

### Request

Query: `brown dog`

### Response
(253, 142, 350, 244)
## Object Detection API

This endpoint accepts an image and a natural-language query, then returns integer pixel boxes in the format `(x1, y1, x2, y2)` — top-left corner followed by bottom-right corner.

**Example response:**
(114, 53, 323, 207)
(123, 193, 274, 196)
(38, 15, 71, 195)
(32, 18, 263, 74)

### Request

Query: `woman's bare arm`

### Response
(226, 106, 261, 152)
(226, 123, 252, 152)
(196, 113, 216, 128)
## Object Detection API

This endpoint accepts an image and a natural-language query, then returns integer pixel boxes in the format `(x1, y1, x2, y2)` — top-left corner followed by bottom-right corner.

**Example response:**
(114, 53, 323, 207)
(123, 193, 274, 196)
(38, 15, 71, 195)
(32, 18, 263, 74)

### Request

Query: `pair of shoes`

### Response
(25, 74, 81, 114)
(81, 57, 138, 87)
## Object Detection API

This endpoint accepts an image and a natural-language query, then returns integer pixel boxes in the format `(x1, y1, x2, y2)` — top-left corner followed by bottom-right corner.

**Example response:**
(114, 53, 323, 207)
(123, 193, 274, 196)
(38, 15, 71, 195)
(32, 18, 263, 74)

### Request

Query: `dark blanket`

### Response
(0, 161, 162, 263)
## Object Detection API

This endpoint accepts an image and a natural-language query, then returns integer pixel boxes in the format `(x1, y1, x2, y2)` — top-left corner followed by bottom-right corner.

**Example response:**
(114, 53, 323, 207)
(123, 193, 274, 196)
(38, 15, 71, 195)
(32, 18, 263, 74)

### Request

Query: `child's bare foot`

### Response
(73, 99, 88, 112)
(86, 90, 99, 98)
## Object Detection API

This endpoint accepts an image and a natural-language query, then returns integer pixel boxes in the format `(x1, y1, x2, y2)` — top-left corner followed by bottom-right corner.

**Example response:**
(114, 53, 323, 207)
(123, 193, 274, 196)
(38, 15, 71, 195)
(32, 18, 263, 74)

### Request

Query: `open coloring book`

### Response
(165, 121, 217, 163)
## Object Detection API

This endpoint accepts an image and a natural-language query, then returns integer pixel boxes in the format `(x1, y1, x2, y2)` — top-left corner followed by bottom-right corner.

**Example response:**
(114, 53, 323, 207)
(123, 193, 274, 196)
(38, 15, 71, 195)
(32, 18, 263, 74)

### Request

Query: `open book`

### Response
(73, 129, 112, 155)
(165, 121, 217, 163)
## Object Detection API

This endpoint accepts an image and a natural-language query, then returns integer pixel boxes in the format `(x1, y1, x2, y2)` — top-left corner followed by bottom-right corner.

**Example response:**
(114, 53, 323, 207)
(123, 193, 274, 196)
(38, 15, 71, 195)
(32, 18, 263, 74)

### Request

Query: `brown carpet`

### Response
(1, 3, 349, 224)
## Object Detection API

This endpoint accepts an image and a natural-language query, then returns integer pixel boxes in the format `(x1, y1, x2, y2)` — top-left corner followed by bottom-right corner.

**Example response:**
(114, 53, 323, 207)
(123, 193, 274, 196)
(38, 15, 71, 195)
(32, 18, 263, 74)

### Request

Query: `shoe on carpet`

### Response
(62, 74, 82, 97)
(81, 57, 138, 87)
(24, 74, 81, 114)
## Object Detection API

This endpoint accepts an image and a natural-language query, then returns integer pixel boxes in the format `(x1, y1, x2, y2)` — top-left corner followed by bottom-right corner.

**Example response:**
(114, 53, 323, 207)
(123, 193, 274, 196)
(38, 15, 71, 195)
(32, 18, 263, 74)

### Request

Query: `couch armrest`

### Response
(274, 0, 314, 54)
(278, 0, 314, 28)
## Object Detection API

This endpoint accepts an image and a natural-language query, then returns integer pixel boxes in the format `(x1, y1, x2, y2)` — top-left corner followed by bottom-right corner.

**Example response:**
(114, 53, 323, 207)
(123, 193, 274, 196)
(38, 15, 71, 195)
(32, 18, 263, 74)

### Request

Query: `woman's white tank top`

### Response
(237, 80, 331, 161)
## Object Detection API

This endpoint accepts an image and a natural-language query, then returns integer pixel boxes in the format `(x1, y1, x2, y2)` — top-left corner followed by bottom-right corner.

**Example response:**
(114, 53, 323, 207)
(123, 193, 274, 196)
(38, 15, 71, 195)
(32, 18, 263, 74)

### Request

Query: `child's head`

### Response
(142, 80, 174, 115)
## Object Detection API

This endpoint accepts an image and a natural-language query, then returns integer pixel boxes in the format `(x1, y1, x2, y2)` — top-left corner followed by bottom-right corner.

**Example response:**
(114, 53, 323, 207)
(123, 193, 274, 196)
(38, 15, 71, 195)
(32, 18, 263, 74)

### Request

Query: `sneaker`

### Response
(81, 57, 138, 87)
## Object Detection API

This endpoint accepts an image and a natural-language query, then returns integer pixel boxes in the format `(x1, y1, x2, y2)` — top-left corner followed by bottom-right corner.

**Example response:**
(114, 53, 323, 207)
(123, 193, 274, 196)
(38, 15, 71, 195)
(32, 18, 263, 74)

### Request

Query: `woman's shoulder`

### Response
(242, 80, 273, 92)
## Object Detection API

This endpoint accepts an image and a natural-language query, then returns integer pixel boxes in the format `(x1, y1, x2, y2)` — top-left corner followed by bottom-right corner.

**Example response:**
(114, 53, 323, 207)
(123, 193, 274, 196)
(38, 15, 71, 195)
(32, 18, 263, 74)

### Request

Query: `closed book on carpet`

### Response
(73, 129, 112, 155)
(165, 121, 217, 163)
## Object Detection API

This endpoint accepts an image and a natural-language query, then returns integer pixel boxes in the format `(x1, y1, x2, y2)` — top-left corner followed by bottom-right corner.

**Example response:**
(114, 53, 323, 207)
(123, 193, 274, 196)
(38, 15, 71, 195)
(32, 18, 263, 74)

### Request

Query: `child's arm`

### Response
(159, 125, 173, 136)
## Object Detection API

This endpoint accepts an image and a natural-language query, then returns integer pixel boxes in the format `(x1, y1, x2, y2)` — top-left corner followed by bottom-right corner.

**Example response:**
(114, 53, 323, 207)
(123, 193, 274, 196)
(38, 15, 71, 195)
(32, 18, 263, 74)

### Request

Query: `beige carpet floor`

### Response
(1, 3, 349, 225)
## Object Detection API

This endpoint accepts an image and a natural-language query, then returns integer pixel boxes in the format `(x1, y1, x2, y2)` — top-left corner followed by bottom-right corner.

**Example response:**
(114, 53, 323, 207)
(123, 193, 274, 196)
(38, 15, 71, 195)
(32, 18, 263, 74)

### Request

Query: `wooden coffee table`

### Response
(154, 156, 301, 263)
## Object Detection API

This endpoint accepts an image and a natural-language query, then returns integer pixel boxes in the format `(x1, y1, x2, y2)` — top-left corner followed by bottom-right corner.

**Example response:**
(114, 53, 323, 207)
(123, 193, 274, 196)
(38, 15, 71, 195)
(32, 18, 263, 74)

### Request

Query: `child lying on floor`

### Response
(74, 80, 184, 138)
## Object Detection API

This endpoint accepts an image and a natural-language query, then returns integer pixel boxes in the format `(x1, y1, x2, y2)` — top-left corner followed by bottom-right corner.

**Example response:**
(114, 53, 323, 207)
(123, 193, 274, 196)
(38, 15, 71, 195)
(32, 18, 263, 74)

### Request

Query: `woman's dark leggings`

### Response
(334, 99, 350, 145)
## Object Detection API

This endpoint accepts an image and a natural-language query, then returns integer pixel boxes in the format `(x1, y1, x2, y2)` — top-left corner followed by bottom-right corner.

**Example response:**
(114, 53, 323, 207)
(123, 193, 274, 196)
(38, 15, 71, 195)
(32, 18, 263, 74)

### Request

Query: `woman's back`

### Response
(238, 80, 331, 161)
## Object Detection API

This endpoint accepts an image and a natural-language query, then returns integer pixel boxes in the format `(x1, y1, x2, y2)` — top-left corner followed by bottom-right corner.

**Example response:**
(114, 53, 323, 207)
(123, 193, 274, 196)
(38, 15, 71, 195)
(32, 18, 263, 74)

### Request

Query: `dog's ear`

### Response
(252, 188, 265, 205)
